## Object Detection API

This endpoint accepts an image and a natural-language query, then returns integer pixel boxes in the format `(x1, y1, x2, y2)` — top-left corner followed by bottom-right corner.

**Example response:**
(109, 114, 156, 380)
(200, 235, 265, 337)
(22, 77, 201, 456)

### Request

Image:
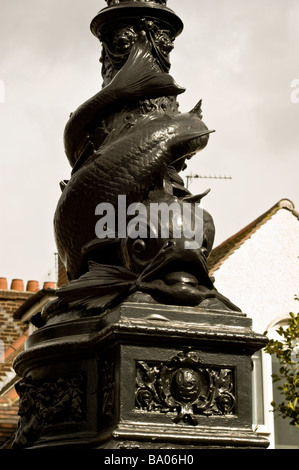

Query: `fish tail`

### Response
(113, 31, 185, 100)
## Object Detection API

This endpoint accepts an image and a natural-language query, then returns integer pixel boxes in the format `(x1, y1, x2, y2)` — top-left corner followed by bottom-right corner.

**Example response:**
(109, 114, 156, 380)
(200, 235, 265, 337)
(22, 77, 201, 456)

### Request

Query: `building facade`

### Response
(1, 199, 298, 448)
(0, 279, 56, 448)
(209, 199, 299, 449)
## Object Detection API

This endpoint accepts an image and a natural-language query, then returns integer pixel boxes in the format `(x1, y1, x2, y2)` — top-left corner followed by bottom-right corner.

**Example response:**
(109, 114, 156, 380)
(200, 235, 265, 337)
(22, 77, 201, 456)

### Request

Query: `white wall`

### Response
(212, 206, 299, 334)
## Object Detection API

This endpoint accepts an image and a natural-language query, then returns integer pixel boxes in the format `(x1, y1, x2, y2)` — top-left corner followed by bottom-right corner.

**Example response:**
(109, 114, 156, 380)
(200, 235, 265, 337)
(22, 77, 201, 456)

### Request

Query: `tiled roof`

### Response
(13, 287, 56, 321)
(0, 278, 55, 448)
(0, 330, 29, 393)
(0, 284, 33, 448)
(0, 389, 20, 449)
(0, 336, 28, 448)
(208, 199, 299, 275)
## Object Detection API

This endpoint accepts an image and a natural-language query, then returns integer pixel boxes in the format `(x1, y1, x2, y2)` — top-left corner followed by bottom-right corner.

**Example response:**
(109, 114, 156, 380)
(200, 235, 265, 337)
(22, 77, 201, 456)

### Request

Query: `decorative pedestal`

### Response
(13, 302, 269, 449)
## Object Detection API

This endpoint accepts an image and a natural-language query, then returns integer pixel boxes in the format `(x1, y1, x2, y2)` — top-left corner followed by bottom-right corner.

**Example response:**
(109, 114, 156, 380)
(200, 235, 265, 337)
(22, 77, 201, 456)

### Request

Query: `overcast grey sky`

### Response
(0, 0, 298, 286)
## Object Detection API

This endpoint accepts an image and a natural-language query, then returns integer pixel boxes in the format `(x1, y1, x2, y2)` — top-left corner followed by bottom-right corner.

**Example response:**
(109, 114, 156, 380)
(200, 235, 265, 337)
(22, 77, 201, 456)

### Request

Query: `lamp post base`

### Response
(13, 301, 269, 449)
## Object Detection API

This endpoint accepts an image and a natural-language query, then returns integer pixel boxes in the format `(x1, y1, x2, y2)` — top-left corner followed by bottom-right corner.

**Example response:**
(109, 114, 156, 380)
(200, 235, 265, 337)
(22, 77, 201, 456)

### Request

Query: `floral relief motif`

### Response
(136, 350, 235, 425)
(102, 361, 115, 417)
(99, 20, 175, 85)
(13, 374, 85, 448)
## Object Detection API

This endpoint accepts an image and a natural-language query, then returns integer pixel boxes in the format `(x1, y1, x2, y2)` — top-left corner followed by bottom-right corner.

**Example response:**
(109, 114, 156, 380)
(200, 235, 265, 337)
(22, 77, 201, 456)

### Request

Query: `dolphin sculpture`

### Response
(54, 33, 213, 281)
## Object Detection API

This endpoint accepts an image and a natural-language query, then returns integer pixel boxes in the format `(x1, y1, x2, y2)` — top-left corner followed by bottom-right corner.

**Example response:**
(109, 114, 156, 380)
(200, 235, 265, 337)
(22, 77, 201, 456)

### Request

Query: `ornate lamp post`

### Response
(13, 1, 269, 449)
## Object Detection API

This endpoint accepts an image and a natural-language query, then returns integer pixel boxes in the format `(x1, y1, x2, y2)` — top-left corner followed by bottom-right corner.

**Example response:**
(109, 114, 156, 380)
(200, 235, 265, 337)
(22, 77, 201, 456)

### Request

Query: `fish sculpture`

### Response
(53, 191, 240, 315)
(63, 32, 185, 168)
(54, 33, 212, 281)
(52, 30, 241, 316)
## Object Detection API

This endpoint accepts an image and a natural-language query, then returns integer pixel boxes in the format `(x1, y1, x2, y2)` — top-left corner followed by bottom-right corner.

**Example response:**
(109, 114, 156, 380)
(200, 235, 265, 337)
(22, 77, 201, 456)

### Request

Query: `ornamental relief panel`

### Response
(13, 373, 86, 448)
(135, 350, 235, 425)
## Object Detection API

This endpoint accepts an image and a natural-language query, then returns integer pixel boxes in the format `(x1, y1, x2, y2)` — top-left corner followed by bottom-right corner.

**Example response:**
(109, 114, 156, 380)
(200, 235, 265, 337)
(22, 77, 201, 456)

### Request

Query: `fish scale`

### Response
(55, 112, 211, 280)
(55, 33, 212, 280)
(63, 33, 185, 167)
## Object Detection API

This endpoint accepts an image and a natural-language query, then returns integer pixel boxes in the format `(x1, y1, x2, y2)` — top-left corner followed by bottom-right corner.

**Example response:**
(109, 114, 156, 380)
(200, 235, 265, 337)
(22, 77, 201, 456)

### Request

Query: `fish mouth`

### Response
(141, 241, 211, 286)
(157, 258, 210, 294)
(162, 270, 199, 288)
(139, 261, 209, 306)
(139, 246, 213, 305)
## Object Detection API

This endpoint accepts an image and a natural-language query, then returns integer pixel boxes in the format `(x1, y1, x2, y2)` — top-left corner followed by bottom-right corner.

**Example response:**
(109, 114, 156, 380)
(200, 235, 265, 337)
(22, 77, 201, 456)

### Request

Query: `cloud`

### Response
(0, 0, 298, 283)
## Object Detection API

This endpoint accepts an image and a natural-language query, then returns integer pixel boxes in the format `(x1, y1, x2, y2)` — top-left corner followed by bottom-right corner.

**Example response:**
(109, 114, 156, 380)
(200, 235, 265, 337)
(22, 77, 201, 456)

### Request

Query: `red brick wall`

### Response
(0, 398, 19, 447)
(0, 289, 33, 448)
(0, 290, 32, 350)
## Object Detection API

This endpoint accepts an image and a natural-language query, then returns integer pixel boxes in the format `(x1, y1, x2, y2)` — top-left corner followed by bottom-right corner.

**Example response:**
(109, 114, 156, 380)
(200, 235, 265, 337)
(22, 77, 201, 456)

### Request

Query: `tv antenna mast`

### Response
(186, 174, 232, 190)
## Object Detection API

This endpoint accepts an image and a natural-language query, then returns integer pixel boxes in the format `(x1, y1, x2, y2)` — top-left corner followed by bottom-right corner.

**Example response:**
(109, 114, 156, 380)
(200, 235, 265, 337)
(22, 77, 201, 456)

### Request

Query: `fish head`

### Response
(169, 107, 215, 162)
(120, 192, 215, 305)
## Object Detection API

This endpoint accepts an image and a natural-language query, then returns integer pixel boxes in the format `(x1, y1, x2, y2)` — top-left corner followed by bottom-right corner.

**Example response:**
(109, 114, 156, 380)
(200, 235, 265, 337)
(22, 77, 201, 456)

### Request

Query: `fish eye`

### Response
(132, 239, 147, 255)
(200, 244, 208, 258)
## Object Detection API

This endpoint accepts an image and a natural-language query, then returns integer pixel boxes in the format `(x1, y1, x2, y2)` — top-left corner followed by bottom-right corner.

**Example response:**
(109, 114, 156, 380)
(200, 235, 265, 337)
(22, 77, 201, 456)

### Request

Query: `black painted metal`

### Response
(13, 1, 269, 449)
(13, 303, 269, 449)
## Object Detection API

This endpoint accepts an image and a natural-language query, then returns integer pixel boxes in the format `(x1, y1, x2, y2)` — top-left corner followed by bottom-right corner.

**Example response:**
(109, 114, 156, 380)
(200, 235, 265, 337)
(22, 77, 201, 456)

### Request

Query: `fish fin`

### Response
(56, 262, 136, 311)
(113, 32, 185, 99)
(190, 99, 203, 118)
(182, 189, 211, 203)
(59, 180, 69, 192)
(82, 237, 120, 255)
(71, 140, 95, 175)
